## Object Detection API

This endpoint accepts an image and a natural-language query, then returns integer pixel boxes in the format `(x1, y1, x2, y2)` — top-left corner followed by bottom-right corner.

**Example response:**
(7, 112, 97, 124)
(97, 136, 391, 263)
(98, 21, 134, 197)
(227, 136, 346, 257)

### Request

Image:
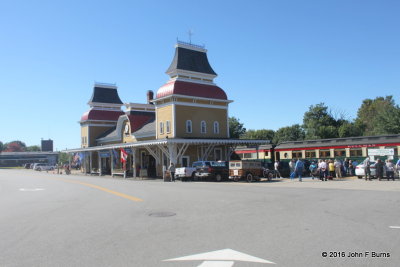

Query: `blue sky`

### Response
(1, 0, 399, 150)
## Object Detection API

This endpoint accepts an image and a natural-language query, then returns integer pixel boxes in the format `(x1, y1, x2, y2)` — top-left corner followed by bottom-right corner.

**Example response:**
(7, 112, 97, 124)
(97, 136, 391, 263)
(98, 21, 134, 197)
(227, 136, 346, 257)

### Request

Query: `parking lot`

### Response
(1, 169, 400, 267)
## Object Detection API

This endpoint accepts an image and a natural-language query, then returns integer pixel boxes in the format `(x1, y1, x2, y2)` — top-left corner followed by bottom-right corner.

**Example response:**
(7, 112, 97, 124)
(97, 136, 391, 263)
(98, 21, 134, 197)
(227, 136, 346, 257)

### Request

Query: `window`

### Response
(292, 151, 302, 158)
(213, 121, 219, 134)
(334, 149, 346, 157)
(159, 122, 164, 134)
(186, 120, 192, 133)
(350, 149, 362, 157)
(201, 121, 206, 133)
(305, 150, 316, 158)
(320, 150, 331, 158)
(166, 121, 171, 133)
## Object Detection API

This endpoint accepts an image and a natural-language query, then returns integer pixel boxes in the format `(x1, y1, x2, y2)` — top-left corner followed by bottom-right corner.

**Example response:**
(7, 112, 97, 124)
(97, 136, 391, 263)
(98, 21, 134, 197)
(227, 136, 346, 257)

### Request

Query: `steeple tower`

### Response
(153, 42, 232, 140)
(80, 83, 124, 147)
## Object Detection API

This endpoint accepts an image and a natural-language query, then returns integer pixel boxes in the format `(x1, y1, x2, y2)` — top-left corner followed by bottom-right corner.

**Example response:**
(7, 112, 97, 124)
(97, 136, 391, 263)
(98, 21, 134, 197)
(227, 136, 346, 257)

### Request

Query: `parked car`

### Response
(229, 160, 272, 182)
(195, 161, 229, 182)
(34, 163, 54, 171)
(355, 161, 386, 179)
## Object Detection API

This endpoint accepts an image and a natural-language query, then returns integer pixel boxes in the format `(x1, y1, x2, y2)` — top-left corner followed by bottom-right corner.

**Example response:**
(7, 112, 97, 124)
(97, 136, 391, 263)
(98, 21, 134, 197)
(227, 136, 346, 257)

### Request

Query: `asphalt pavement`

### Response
(1, 169, 400, 267)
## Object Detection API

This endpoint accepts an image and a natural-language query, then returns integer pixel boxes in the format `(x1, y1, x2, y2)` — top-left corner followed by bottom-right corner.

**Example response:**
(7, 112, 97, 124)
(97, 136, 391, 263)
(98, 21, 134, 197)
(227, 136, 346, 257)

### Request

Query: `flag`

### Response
(120, 148, 128, 163)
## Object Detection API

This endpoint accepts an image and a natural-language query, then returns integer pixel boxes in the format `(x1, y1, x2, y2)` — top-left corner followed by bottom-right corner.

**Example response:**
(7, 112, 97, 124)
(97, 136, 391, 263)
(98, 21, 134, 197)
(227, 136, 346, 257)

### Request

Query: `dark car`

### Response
(195, 161, 229, 182)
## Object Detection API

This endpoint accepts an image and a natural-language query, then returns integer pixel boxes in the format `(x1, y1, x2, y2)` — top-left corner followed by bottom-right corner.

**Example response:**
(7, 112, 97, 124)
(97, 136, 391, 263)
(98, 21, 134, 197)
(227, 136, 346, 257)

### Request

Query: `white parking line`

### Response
(389, 226, 400, 229)
(19, 188, 45, 192)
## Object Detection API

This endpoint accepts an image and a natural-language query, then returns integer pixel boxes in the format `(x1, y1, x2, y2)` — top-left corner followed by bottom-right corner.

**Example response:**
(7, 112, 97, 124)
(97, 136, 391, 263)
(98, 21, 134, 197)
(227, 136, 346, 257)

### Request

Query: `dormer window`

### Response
(186, 120, 192, 133)
(201, 121, 207, 134)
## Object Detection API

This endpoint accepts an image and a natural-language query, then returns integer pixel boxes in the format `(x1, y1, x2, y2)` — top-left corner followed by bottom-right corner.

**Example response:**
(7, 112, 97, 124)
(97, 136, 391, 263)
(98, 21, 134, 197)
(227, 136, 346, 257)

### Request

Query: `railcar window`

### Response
(334, 150, 346, 157)
(292, 151, 302, 158)
(350, 149, 362, 157)
(320, 150, 331, 158)
(305, 150, 316, 158)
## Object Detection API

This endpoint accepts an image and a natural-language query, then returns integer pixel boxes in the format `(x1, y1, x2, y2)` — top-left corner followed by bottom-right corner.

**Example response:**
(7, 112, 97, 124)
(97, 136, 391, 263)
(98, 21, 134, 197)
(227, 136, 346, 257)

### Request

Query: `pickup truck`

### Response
(175, 162, 200, 181)
(195, 161, 229, 182)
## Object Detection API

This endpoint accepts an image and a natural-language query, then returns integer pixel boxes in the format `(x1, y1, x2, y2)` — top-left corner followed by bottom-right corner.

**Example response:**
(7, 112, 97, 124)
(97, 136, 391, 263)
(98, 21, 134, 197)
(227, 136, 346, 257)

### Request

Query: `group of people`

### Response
(362, 157, 399, 181)
(284, 157, 400, 182)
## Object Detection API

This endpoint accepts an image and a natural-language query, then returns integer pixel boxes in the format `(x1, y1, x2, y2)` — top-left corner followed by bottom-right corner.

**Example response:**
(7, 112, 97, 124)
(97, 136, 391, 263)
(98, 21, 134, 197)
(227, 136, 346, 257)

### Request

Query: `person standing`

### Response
(375, 158, 384, 181)
(334, 159, 342, 178)
(348, 160, 354, 176)
(274, 160, 283, 178)
(168, 162, 176, 182)
(386, 159, 395, 181)
(328, 160, 335, 179)
(318, 159, 327, 181)
(289, 159, 295, 176)
(363, 157, 371, 181)
(295, 159, 304, 182)
(343, 158, 349, 176)
(396, 158, 400, 178)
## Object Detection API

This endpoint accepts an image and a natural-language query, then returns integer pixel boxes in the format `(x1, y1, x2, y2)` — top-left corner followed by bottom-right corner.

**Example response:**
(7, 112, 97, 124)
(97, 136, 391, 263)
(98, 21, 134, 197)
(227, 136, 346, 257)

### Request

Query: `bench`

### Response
(112, 168, 126, 178)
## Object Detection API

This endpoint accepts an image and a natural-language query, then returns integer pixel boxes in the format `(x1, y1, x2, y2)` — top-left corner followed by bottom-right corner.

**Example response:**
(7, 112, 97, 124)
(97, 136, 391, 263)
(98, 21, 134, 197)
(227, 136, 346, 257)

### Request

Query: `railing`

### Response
(176, 39, 205, 49)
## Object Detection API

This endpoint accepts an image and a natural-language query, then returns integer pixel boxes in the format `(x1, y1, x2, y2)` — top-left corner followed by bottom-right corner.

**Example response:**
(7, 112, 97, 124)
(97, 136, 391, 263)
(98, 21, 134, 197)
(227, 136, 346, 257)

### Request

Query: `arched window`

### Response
(201, 121, 206, 134)
(213, 121, 219, 134)
(186, 120, 192, 133)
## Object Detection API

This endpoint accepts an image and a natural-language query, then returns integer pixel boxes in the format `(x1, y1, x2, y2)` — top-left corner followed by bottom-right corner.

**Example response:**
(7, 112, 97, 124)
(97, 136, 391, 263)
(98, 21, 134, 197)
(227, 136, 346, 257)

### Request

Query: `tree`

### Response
(26, 145, 41, 152)
(273, 124, 305, 144)
(375, 104, 400, 134)
(229, 117, 246, 138)
(58, 152, 70, 164)
(4, 141, 26, 152)
(338, 121, 363, 138)
(303, 103, 338, 139)
(355, 96, 397, 136)
(241, 129, 275, 140)
(0, 141, 4, 152)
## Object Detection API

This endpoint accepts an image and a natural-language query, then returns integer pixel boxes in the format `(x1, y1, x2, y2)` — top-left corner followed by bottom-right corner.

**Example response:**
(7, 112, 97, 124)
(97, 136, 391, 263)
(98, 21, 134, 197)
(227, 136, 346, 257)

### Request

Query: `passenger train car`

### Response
(234, 134, 400, 177)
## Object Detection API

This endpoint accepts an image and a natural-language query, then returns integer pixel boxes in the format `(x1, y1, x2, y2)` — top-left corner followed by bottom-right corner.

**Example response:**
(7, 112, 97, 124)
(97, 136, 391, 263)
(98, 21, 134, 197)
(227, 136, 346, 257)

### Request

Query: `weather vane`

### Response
(188, 29, 194, 44)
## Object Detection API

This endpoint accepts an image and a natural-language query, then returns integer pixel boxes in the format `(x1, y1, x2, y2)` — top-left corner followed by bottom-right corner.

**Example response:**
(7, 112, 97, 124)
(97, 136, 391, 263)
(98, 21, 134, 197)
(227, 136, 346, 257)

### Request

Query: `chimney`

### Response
(147, 90, 154, 104)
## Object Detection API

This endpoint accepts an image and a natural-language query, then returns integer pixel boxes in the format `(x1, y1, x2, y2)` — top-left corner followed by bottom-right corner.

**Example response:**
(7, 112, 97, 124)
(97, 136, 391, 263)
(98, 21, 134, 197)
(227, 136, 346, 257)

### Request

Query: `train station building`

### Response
(65, 41, 268, 177)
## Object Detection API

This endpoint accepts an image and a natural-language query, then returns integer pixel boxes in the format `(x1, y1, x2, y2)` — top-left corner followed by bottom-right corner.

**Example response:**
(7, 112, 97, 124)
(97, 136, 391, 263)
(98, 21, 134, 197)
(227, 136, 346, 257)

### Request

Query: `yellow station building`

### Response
(66, 41, 269, 178)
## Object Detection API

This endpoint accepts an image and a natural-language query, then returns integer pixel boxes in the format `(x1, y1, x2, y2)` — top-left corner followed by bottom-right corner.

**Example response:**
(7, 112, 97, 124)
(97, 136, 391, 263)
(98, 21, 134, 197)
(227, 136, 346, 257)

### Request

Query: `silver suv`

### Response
(34, 164, 54, 171)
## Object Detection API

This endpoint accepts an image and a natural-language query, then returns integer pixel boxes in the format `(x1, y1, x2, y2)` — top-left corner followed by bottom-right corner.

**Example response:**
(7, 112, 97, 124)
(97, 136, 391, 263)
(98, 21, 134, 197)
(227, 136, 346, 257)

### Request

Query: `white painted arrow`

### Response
(164, 248, 276, 266)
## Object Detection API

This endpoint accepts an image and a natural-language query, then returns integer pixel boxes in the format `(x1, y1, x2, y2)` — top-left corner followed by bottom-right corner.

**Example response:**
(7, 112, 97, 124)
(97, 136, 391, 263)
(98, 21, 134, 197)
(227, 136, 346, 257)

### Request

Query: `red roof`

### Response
(128, 113, 155, 133)
(156, 80, 227, 100)
(81, 109, 124, 121)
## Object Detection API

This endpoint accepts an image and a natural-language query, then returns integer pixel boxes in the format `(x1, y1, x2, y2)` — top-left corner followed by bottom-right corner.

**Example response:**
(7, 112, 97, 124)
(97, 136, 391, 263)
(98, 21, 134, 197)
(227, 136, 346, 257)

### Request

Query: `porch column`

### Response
(98, 151, 102, 176)
(110, 149, 114, 177)
(89, 151, 92, 174)
(168, 143, 178, 165)
(132, 148, 136, 178)
(84, 152, 88, 175)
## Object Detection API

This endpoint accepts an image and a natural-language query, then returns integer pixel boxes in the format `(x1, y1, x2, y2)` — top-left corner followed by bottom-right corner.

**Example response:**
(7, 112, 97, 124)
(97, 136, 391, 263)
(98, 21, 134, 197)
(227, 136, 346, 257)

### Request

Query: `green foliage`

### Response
(26, 145, 41, 152)
(303, 103, 338, 139)
(0, 141, 3, 152)
(355, 96, 397, 135)
(375, 103, 400, 134)
(338, 121, 363, 138)
(58, 152, 70, 164)
(241, 129, 275, 140)
(229, 117, 246, 138)
(273, 124, 305, 144)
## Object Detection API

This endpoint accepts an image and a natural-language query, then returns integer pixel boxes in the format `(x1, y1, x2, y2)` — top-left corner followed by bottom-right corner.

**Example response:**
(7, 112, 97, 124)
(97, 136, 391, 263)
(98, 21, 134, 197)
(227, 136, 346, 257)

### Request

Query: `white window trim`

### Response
(166, 120, 171, 133)
(213, 121, 219, 134)
(186, 120, 192, 133)
(201, 121, 207, 134)
(159, 122, 164, 134)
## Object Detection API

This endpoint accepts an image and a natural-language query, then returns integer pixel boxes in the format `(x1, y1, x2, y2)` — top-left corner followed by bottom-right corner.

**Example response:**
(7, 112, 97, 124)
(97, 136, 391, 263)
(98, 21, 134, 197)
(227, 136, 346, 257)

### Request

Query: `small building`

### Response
(0, 152, 59, 167)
